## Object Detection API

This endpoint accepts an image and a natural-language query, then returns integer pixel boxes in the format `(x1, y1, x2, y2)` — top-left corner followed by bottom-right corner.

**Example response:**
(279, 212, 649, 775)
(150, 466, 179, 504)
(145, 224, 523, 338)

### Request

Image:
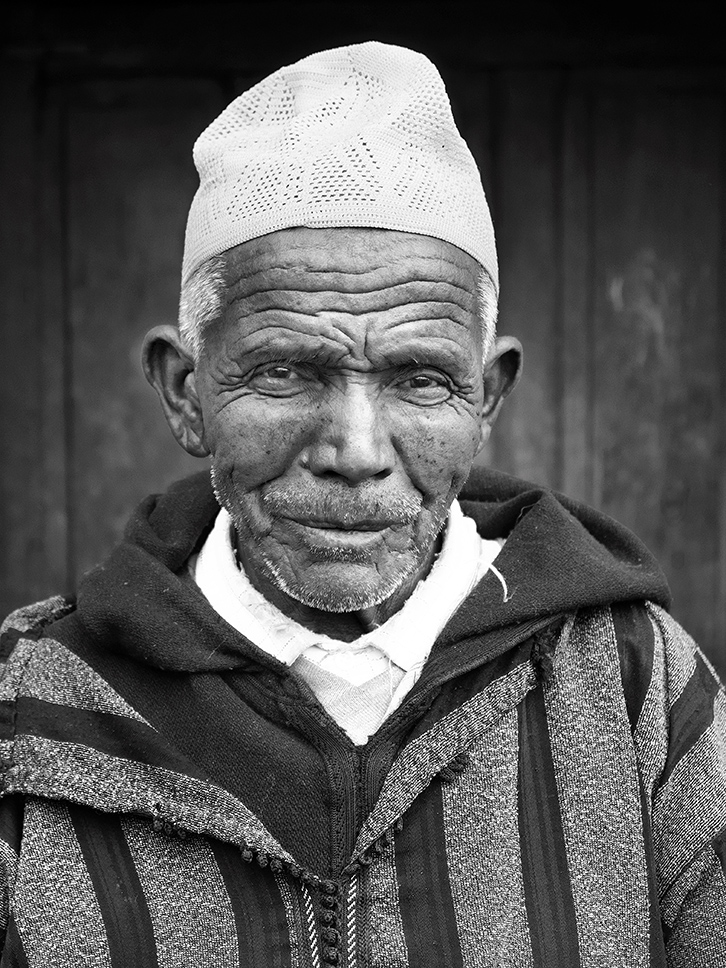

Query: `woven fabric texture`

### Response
(182, 41, 497, 286)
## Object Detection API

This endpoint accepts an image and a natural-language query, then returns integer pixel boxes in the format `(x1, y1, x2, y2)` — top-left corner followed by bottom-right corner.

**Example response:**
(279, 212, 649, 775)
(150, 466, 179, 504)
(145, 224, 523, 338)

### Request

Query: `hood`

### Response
(71, 469, 670, 673)
(439, 466, 670, 646)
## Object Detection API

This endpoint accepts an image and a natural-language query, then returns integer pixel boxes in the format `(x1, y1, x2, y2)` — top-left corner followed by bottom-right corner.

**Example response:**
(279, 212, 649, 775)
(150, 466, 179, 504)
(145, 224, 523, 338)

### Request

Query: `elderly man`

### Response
(1, 42, 724, 967)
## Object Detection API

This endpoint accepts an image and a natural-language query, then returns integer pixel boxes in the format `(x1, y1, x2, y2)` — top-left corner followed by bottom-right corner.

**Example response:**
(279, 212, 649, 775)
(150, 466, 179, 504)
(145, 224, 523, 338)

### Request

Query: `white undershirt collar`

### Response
(192, 500, 503, 684)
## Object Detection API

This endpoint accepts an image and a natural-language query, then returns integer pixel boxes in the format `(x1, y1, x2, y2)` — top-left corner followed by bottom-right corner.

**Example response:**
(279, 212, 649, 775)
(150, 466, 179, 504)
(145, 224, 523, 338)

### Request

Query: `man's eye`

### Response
(265, 366, 297, 380)
(250, 364, 308, 392)
(398, 370, 451, 403)
(408, 374, 440, 388)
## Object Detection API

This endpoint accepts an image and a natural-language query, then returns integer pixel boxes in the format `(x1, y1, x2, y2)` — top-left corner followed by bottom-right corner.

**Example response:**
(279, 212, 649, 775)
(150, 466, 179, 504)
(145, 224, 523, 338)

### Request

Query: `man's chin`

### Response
(262, 558, 413, 615)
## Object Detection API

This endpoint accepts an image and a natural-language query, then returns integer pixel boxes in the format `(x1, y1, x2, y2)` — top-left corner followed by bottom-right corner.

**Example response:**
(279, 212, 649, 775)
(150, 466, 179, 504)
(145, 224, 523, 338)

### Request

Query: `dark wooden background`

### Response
(2, 2, 725, 674)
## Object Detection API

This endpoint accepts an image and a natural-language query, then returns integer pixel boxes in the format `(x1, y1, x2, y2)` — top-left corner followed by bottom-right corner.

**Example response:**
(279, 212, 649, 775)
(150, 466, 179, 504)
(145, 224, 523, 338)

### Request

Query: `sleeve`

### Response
(0, 795, 22, 951)
(637, 604, 726, 965)
(663, 835, 726, 968)
(0, 597, 71, 955)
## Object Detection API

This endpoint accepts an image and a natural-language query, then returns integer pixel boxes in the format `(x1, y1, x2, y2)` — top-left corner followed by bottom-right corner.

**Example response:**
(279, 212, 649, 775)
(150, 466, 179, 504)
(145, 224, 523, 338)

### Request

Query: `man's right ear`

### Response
(141, 325, 210, 458)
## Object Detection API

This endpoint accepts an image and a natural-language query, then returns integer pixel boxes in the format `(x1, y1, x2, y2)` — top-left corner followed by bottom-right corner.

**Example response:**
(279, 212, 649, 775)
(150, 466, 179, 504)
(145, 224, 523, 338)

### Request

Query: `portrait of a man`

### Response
(1, 11, 724, 967)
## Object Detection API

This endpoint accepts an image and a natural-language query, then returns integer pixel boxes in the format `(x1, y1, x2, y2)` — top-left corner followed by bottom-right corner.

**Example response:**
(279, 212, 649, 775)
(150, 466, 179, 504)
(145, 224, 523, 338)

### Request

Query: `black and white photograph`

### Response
(1, 3, 724, 964)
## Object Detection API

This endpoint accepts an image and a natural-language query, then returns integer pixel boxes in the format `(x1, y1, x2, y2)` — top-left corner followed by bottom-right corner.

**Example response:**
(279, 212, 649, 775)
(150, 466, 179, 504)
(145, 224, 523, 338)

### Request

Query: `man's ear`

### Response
(477, 335, 523, 452)
(142, 325, 210, 458)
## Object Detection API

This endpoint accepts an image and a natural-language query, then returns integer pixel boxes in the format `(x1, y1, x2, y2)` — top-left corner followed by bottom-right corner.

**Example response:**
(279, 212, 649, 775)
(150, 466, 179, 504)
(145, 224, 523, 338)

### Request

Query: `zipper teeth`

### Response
(301, 882, 321, 968)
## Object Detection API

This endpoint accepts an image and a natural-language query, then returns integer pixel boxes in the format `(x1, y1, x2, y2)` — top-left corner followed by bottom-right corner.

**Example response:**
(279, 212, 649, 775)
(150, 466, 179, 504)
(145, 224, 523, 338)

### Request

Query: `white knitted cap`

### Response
(182, 41, 497, 289)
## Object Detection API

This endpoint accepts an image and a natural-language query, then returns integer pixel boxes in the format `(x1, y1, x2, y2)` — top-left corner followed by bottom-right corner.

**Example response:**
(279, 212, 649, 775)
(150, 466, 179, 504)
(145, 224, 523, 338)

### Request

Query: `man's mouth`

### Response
(292, 517, 392, 532)
(261, 485, 422, 532)
(278, 515, 401, 554)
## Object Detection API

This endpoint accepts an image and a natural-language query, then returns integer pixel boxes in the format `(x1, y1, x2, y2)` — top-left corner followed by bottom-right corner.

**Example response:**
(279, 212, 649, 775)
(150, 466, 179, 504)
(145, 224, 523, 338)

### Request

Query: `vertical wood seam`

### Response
(585, 83, 598, 510)
(717, 93, 726, 662)
(553, 68, 567, 494)
(486, 67, 503, 473)
(59, 94, 75, 588)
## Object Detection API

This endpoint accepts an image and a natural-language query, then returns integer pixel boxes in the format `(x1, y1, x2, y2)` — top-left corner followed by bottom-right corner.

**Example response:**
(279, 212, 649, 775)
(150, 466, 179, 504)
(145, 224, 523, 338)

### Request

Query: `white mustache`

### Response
(261, 482, 422, 527)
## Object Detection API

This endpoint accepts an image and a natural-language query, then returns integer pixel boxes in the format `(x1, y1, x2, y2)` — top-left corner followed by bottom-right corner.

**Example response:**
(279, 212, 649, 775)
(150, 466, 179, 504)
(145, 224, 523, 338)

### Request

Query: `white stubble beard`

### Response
(210, 464, 449, 613)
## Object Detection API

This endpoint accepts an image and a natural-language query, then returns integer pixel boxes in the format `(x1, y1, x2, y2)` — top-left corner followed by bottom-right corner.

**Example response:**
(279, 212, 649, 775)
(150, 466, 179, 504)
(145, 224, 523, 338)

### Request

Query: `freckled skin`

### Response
(143, 227, 521, 640)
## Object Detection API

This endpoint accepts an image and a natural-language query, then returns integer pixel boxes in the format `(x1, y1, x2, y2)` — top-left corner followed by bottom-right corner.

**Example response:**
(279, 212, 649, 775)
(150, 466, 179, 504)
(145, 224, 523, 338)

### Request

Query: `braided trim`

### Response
(346, 872, 358, 968)
(301, 882, 321, 968)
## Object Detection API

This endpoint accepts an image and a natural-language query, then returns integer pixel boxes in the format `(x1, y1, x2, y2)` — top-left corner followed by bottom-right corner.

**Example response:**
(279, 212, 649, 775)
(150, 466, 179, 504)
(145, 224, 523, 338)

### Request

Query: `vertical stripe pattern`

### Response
(544, 609, 651, 966)
(395, 776, 463, 967)
(0, 797, 20, 938)
(443, 708, 534, 966)
(211, 841, 292, 968)
(636, 783, 668, 967)
(518, 686, 580, 967)
(0, 838, 17, 935)
(353, 661, 537, 862)
(274, 872, 306, 968)
(634, 611, 668, 798)
(122, 817, 239, 968)
(360, 841, 408, 968)
(208, 839, 294, 968)
(13, 800, 113, 967)
(71, 807, 159, 968)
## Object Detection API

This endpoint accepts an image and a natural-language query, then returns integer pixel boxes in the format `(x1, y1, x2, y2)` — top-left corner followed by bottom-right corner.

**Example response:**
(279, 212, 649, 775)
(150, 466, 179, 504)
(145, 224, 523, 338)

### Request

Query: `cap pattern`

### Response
(182, 42, 497, 289)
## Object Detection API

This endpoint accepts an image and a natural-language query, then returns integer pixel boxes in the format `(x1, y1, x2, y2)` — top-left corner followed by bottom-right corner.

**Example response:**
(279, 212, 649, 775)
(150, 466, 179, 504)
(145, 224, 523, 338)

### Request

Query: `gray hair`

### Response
(179, 252, 498, 364)
(178, 254, 228, 360)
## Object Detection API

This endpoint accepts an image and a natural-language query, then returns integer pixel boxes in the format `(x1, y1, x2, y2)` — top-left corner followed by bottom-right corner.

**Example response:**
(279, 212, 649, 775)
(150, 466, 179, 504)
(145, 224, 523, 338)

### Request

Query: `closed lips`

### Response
(287, 518, 394, 531)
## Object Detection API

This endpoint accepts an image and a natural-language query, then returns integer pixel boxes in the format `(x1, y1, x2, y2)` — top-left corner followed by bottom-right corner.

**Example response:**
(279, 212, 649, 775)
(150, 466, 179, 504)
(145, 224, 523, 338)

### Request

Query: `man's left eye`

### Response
(265, 366, 297, 380)
(407, 374, 441, 388)
(397, 370, 451, 402)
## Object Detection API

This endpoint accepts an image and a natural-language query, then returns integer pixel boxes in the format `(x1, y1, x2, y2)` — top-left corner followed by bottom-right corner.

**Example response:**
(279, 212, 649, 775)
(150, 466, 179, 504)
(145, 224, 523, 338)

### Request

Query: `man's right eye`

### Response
(249, 363, 310, 393)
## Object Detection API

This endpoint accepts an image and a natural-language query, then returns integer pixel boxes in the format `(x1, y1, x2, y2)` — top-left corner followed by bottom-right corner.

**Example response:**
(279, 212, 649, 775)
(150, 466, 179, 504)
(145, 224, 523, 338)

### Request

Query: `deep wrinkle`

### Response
(174, 227, 517, 640)
(225, 282, 478, 319)
(210, 319, 479, 386)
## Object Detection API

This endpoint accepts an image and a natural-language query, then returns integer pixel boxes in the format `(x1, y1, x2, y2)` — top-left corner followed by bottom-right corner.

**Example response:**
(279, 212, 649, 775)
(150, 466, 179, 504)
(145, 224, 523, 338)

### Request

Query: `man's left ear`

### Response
(477, 336, 523, 450)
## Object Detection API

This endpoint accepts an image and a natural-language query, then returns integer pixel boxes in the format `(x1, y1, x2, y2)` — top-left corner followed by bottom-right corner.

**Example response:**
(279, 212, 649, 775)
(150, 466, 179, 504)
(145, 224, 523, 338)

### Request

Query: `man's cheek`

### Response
(211, 412, 305, 488)
(399, 417, 481, 497)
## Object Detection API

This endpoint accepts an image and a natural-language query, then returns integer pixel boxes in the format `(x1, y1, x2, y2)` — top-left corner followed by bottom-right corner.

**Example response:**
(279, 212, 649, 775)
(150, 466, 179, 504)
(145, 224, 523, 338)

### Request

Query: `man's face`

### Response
(194, 227, 486, 613)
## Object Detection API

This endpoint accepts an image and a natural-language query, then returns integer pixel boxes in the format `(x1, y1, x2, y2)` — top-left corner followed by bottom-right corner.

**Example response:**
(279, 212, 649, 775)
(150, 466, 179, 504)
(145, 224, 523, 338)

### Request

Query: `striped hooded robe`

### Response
(1, 469, 725, 967)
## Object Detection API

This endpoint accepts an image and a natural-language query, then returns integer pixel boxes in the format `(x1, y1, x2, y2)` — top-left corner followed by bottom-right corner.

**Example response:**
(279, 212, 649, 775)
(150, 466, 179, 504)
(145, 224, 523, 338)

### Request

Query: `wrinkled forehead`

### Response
(221, 227, 482, 306)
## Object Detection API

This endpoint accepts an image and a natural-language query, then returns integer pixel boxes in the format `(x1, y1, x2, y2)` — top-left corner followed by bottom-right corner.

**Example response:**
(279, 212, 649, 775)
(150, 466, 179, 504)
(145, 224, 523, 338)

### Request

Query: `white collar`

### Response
(192, 500, 503, 675)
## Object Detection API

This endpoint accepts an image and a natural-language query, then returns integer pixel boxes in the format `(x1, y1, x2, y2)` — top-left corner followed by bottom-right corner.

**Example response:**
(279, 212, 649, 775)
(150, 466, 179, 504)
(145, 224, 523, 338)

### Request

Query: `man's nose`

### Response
(304, 384, 396, 483)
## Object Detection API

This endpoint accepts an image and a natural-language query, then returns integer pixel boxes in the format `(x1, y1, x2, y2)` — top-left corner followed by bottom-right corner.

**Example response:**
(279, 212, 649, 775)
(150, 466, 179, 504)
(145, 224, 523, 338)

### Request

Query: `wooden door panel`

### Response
(589, 79, 723, 659)
(65, 79, 224, 579)
(488, 70, 565, 489)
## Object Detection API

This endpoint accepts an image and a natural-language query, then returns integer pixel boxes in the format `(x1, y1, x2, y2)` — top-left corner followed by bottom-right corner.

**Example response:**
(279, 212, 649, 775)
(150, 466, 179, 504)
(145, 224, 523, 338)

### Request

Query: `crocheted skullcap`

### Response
(182, 41, 497, 289)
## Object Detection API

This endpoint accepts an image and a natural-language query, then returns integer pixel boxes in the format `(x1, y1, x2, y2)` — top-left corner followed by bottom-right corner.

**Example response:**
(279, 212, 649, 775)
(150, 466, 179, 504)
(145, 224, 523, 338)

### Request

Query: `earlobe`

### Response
(475, 421, 492, 456)
(141, 325, 210, 458)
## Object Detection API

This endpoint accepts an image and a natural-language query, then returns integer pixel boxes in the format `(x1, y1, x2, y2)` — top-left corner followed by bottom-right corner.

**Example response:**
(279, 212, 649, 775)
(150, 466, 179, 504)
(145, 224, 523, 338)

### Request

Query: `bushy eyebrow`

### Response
(222, 328, 354, 364)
